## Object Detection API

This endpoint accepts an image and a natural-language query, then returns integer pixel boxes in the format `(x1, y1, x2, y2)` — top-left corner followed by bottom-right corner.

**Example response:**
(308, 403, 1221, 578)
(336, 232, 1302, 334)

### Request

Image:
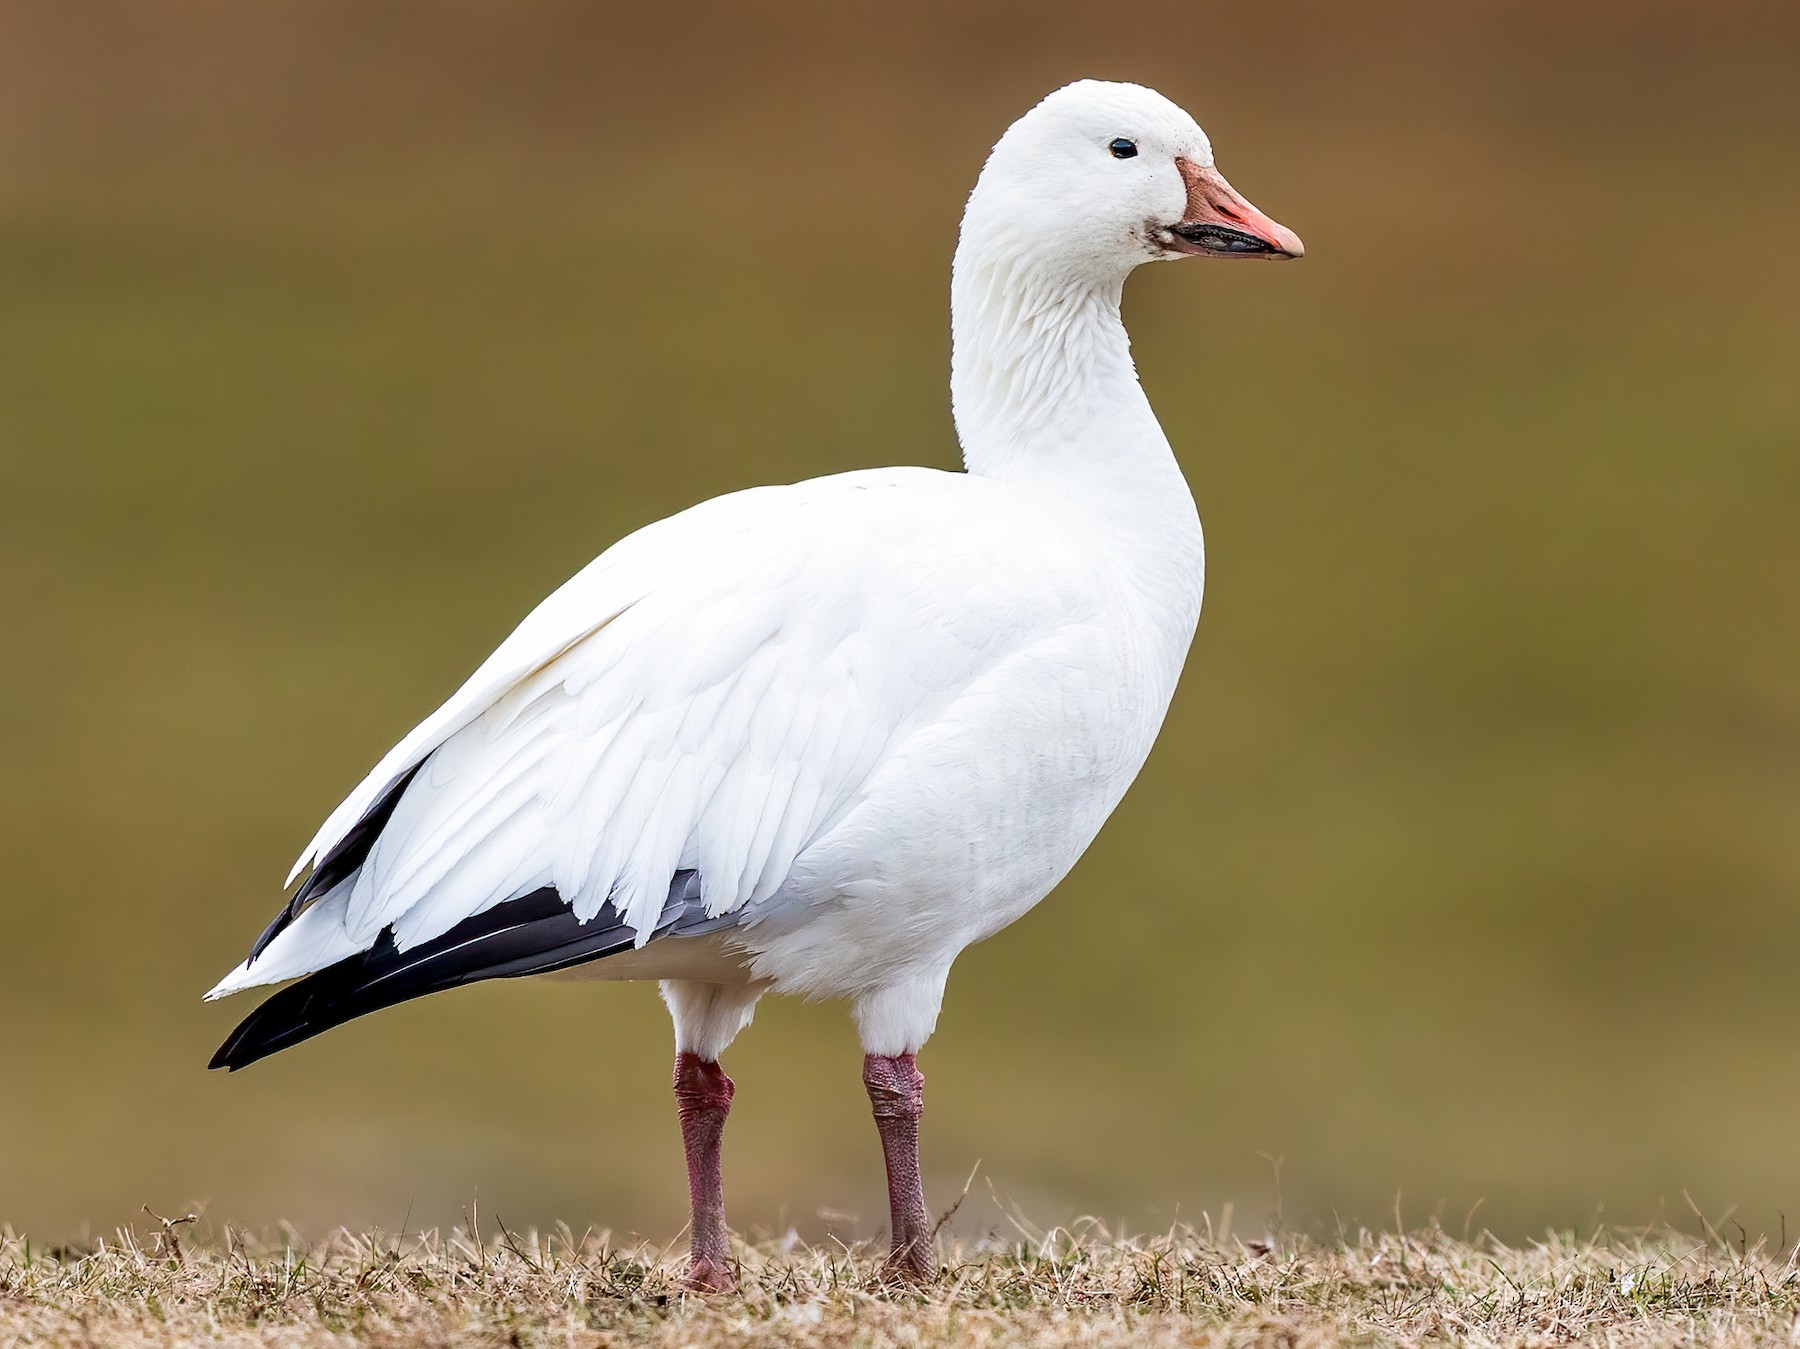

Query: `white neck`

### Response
(951, 230, 1187, 486)
(949, 236, 1204, 612)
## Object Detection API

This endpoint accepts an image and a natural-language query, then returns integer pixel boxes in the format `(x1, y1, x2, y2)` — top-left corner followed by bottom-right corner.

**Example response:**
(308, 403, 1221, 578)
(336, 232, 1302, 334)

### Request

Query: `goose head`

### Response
(960, 80, 1304, 284)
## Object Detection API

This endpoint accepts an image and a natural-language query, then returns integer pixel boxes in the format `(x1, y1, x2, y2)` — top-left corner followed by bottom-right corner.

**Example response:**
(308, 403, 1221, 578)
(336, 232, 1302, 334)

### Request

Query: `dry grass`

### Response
(5, 1217, 1798, 1348)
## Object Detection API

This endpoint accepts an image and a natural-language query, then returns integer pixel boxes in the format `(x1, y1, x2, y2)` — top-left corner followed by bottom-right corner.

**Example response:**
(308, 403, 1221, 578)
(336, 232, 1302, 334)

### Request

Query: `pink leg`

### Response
(862, 1052, 934, 1280)
(673, 1051, 735, 1290)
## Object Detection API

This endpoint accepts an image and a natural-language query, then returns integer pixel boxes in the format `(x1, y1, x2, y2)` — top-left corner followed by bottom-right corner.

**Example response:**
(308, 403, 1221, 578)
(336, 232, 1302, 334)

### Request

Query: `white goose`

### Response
(207, 79, 1302, 1288)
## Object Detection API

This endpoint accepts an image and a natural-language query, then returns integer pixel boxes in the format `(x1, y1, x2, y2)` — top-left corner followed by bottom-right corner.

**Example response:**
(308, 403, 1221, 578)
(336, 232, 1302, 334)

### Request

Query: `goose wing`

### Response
(207, 469, 1097, 1013)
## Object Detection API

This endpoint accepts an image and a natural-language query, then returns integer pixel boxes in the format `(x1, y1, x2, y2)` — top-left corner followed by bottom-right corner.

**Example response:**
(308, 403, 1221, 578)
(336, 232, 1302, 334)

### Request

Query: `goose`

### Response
(205, 78, 1303, 1289)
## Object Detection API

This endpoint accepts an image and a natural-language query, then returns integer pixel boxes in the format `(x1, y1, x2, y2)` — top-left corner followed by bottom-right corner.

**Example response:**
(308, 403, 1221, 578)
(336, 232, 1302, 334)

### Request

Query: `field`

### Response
(7, 1220, 1799, 1348)
(3, 0, 1800, 1264)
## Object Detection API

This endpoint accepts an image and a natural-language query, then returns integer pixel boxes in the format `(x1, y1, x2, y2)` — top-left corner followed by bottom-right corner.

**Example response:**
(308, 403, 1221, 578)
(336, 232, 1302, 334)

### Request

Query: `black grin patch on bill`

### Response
(1169, 221, 1280, 255)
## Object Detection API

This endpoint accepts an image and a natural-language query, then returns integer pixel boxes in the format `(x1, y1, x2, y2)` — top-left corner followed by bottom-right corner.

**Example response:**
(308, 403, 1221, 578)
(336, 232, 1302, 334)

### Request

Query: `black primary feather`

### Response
(246, 762, 425, 964)
(210, 871, 708, 1071)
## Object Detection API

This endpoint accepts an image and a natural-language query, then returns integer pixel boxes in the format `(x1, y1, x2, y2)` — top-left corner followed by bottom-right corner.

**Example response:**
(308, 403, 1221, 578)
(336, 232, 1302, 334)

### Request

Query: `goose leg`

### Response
(862, 1051, 933, 1280)
(673, 1051, 735, 1290)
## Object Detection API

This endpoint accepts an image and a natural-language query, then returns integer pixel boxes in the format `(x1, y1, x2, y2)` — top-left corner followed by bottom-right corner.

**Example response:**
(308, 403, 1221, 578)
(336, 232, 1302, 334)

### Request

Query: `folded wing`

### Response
(207, 470, 1061, 1022)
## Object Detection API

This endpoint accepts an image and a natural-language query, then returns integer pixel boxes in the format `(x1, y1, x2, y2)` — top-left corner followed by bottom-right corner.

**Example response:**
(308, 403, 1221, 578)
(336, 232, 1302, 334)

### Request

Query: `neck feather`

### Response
(948, 235, 1205, 632)
(950, 245, 1170, 492)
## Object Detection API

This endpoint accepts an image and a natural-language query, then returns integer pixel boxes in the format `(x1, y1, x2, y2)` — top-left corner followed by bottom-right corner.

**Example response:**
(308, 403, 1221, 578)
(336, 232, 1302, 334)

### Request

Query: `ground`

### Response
(4, 1220, 1796, 1347)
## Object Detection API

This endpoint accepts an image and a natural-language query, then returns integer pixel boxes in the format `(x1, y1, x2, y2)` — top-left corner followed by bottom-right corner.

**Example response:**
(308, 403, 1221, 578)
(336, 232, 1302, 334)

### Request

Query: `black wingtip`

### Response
(208, 875, 705, 1071)
(210, 909, 530, 1072)
(209, 995, 326, 1070)
(208, 961, 377, 1070)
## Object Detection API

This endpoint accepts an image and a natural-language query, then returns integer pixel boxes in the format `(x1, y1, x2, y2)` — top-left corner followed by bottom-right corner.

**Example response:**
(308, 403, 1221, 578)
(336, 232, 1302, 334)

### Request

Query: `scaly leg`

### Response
(673, 1051, 735, 1290)
(862, 1051, 933, 1280)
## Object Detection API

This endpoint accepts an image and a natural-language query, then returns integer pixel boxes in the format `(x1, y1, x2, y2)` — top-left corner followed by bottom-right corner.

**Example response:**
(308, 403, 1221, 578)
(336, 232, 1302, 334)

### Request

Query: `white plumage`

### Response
(208, 464, 1186, 1052)
(206, 77, 1301, 1284)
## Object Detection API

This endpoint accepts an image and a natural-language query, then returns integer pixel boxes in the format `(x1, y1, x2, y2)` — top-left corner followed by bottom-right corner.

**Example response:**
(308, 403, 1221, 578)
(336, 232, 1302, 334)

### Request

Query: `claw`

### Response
(880, 1243, 936, 1284)
(681, 1256, 736, 1293)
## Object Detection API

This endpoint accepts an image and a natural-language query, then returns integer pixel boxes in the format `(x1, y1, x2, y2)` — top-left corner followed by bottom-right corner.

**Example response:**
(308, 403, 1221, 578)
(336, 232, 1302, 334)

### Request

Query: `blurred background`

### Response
(2, 0, 1797, 1249)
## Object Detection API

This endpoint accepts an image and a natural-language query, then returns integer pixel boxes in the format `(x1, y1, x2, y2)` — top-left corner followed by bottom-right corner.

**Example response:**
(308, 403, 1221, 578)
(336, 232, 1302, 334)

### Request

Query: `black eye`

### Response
(1108, 138, 1138, 160)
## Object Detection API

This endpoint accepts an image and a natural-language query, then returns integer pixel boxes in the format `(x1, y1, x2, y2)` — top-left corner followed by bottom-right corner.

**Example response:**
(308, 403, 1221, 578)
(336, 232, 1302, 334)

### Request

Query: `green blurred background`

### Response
(3, 0, 1797, 1248)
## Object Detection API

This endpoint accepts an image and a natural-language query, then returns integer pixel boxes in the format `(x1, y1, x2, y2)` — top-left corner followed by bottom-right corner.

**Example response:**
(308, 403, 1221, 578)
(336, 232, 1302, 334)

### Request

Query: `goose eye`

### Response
(1108, 138, 1138, 160)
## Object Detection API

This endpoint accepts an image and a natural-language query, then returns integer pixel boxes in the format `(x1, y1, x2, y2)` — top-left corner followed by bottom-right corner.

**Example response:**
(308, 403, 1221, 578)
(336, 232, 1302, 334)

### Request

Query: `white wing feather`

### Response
(210, 468, 1102, 1000)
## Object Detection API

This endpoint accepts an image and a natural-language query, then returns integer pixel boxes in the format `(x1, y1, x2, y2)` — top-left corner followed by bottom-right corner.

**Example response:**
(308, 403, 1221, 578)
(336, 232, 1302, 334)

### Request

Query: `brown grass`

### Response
(4, 0, 1800, 1243)
(5, 1218, 1798, 1347)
